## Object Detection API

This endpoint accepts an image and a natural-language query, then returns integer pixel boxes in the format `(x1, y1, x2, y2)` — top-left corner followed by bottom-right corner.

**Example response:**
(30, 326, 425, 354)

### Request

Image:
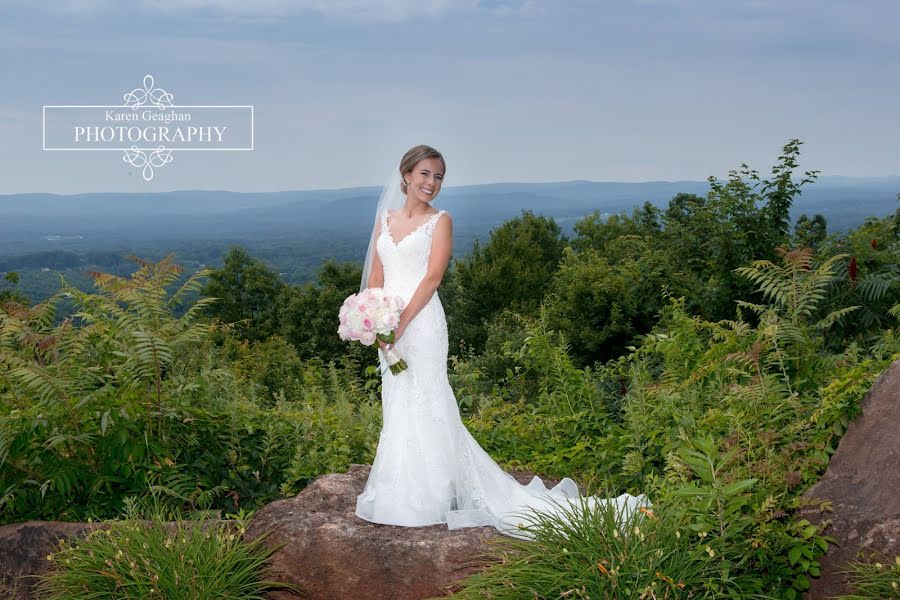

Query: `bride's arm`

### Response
(397, 214, 453, 332)
(367, 218, 385, 289)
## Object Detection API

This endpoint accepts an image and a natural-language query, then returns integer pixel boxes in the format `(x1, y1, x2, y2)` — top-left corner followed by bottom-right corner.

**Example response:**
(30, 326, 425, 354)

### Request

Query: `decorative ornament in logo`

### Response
(121, 76, 176, 181)
(43, 74, 254, 181)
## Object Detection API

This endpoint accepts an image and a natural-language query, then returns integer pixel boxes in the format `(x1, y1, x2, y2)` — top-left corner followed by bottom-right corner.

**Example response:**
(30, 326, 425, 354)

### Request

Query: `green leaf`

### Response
(672, 485, 708, 497)
(721, 478, 757, 496)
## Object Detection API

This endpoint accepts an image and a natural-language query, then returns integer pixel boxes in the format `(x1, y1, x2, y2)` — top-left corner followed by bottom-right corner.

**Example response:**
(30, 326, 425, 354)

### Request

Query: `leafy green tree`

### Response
(279, 259, 370, 364)
(793, 214, 828, 249)
(201, 246, 285, 342)
(447, 210, 567, 354)
(544, 238, 672, 365)
(759, 139, 820, 249)
(655, 139, 819, 321)
(570, 201, 661, 254)
(0, 272, 29, 306)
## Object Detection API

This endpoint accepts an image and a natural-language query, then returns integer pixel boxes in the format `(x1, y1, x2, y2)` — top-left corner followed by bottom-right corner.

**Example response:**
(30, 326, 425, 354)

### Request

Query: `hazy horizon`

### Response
(2, 172, 899, 198)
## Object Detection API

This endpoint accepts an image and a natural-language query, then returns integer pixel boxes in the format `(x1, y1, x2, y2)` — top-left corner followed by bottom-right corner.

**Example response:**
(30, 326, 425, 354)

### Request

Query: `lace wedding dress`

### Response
(355, 208, 647, 540)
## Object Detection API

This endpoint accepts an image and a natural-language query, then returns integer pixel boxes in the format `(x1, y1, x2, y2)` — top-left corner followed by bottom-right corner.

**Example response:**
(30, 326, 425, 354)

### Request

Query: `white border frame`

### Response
(42, 105, 255, 151)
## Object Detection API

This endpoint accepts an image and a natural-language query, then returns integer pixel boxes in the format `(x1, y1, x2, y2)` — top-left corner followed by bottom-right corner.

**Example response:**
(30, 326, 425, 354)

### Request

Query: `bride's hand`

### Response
(377, 322, 406, 352)
(393, 322, 407, 344)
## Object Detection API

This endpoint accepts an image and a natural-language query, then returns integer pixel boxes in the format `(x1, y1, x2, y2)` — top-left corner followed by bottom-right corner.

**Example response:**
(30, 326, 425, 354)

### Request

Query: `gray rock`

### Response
(245, 462, 580, 600)
(802, 357, 900, 599)
(0, 520, 100, 599)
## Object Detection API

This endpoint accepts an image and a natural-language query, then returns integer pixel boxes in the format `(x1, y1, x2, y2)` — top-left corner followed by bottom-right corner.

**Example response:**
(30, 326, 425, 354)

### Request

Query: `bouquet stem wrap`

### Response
(378, 342, 408, 375)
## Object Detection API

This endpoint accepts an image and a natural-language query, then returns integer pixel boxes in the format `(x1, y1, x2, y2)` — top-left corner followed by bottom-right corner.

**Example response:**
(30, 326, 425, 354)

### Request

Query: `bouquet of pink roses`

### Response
(338, 287, 408, 375)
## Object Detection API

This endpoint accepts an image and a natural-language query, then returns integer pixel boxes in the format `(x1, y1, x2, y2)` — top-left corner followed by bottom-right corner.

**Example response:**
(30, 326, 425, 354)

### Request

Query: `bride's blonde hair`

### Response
(399, 145, 446, 196)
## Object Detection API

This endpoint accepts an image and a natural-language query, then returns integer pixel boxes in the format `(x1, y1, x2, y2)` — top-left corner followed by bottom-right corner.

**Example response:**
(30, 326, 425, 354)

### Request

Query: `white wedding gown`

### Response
(355, 208, 647, 540)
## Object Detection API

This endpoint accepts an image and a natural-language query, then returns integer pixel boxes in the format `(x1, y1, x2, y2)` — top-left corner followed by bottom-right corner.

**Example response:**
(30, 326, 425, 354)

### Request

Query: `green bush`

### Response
(0, 255, 380, 522)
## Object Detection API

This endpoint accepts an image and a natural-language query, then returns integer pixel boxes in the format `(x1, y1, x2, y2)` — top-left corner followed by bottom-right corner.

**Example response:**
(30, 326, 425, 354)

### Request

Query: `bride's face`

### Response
(404, 158, 444, 203)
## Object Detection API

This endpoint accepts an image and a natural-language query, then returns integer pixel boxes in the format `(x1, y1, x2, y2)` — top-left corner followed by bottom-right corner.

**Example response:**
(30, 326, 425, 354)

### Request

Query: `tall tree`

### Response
(279, 259, 369, 363)
(447, 210, 567, 354)
(201, 246, 285, 342)
(793, 214, 828, 249)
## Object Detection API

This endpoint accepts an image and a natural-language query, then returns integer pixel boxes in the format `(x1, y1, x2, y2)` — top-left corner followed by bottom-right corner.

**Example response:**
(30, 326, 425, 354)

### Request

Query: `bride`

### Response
(354, 144, 647, 539)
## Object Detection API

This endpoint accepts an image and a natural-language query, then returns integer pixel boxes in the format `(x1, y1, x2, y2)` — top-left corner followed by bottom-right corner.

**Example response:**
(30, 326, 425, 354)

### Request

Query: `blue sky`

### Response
(0, 0, 897, 194)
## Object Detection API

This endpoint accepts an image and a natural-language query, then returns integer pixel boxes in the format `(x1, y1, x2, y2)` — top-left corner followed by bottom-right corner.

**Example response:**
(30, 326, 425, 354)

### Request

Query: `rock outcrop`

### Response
(802, 357, 900, 599)
(245, 463, 582, 600)
(0, 520, 101, 599)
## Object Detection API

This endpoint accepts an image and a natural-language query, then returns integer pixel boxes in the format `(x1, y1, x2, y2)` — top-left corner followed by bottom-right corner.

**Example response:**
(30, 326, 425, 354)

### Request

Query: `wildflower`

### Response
(705, 546, 715, 557)
(675, 530, 681, 539)
(46, 553, 54, 561)
(892, 581, 898, 590)
(562, 548, 569, 553)
(875, 562, 883, 569)
(638, 506, 656, 519)
(698, 531, 707, 539)
(613, 529, 620, 539)
(633, 526, 641, 536)
(656, 571, 674, 585)
(597, 560, 609, 575)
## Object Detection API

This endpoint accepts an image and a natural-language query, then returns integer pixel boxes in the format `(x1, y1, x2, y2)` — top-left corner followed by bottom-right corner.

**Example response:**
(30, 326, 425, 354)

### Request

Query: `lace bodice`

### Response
(378, 208, 447, 303)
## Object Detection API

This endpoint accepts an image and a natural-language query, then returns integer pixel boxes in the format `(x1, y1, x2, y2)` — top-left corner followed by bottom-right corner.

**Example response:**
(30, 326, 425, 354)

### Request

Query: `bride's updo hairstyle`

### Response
(399, 145, 446, 196)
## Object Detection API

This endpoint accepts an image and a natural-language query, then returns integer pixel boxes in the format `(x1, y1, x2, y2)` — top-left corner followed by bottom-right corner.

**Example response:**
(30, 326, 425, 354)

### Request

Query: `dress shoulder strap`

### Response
(422, 209, 447, 237)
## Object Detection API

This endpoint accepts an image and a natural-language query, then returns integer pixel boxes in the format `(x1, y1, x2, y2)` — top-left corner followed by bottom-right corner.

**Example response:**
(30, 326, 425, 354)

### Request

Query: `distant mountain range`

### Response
(1, 176, 898, 257)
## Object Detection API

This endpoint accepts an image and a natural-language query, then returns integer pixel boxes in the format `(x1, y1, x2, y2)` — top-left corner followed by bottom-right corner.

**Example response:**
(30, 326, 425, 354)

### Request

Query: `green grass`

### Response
(33, 500, 300, 599)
